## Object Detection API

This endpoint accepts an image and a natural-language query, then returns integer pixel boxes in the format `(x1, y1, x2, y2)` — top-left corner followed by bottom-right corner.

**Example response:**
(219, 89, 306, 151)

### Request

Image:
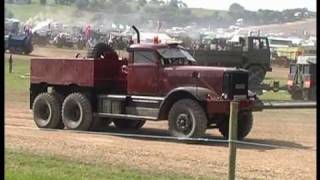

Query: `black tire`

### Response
(168, 99, 207, 138)
(218, 111, 253, 140)
(113, 119, 146, 130)
(51, 92, 65, 129)
(24, 46, 33, 55)
(291, 91, 303, 100)
(62, 93, 93, 130)
(90, 117, 112, 131)
(32, 93, 64, 129)
(87, 42, 115, 59)
(247, 65, 266, 90)
(308, 86, 316, 101)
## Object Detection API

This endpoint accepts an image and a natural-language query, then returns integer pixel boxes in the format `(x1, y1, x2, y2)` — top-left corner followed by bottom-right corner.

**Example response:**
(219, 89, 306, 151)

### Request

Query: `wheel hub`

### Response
(39, 104, 50, 121)
(176, 114, 191, 131)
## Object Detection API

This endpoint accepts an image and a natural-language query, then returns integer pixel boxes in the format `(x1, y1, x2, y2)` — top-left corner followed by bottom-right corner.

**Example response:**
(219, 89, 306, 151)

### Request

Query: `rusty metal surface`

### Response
(31, 57, 127, 90)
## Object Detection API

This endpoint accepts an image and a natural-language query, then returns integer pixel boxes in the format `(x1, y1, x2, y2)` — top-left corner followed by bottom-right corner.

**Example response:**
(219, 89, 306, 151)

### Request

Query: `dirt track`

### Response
(5, 99, 316, 179)
(5, 48, 316, 179)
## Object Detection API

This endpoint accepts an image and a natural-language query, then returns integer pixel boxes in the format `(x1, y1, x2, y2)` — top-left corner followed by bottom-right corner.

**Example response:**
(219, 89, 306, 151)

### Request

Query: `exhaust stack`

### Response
(132, 25, 140, 44)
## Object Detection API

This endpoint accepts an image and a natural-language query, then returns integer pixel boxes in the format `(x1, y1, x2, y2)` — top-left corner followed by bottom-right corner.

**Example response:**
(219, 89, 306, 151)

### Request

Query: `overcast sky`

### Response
(183, 0, 316, 11)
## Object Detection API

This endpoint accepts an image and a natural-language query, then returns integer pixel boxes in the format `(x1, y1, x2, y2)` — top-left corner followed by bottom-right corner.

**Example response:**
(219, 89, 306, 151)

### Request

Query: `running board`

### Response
(96, 113, 158, 121)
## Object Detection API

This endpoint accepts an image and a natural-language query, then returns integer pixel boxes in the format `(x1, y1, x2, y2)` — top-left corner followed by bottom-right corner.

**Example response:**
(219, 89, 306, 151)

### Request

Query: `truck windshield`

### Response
(157, 48, 196, 66)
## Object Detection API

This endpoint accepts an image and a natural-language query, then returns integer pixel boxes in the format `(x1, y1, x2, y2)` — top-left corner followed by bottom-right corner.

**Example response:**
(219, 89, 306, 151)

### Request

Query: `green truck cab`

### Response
(190, 36, 272, 94)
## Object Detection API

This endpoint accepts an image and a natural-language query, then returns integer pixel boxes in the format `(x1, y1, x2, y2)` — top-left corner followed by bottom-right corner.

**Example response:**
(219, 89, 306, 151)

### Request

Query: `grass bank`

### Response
(5, 54, 30, 95)
(5, 149, 210, 180)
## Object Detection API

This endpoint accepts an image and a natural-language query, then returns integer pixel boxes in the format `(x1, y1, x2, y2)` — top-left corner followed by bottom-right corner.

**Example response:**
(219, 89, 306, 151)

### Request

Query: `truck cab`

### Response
(126, 43, 196, 96)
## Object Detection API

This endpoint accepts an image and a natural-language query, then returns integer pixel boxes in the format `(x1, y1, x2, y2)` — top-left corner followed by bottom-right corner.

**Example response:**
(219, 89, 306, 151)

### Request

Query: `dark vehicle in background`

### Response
(190, 36, 272, 94)
(53, 33, 75, 48)
(5, 18, 20, 35)
(288, 55, 316, 101)
(29, 26, 262, 140)
(32, 30, 51, 46)
(7, 33, 33, 55)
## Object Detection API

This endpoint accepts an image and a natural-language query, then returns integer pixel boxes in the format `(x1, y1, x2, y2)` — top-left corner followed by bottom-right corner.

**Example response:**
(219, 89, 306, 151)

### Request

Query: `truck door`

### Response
(248, 37, 270, 66)
(127, 50, 159, 95)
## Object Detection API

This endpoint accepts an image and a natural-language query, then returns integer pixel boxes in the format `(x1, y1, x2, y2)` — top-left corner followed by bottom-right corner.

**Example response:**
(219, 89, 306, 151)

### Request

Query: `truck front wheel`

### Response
(168, 99, 207, 138)
(113, 119, 146, 130)
(62, 93, 93, 131)
(32, 93, 64, 129)
(218, 111, 253, 140)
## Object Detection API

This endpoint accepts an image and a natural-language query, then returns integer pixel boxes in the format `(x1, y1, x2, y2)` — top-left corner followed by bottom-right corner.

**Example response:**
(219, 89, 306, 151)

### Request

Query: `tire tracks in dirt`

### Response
(5, 104, 316, 179)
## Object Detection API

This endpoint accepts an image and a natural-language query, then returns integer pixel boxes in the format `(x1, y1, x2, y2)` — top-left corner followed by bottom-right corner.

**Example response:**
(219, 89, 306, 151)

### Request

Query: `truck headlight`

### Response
(222, 93, 228, 99)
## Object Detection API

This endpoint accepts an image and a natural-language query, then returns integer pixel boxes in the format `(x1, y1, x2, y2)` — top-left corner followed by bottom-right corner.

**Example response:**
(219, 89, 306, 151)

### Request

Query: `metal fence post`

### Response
(9, 54, 13, 73)
(228, 101, 239, 180)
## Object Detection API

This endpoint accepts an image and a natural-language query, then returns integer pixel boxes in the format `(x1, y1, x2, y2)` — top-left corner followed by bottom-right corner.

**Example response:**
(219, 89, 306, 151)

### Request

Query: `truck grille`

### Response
(223, 70, 248, 100)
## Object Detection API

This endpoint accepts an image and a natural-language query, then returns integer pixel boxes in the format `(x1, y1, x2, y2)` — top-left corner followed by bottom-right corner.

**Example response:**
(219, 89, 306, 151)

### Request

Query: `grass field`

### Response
(5, 2, 92, 24)
(5, 54, 30, 94)
(6, 2, 224, 26)
(259, 77, 291, 101)
(5, 149, 207, 180)
(6, 1, 223, 22)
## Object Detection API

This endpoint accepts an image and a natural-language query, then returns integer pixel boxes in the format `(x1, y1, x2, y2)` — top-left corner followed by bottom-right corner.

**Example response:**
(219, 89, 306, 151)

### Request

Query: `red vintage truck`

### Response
(30, 27, 262, 139)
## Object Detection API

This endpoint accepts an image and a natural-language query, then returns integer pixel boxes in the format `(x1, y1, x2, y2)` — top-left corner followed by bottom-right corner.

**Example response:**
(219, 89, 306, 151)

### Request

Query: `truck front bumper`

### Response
(206, 99, 263, 118)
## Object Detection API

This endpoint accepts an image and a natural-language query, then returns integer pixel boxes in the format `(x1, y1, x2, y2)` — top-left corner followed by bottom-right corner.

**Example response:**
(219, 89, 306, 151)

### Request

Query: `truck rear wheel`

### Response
(168, 99, 207, 138)
(113, 119, 146, 130)
(218, 111, 253, 140)
(87, 43, 114, 59)
(62, 93, 93, 131)
(32, 93, 64, 129)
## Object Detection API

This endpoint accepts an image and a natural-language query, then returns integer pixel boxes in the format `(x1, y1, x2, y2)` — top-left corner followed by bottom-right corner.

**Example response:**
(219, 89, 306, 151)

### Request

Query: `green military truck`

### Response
(190, 36, 272, 94)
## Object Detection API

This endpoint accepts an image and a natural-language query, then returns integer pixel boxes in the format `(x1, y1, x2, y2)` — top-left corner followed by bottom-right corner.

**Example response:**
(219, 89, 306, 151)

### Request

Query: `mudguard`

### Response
(157, 86, 215, 120)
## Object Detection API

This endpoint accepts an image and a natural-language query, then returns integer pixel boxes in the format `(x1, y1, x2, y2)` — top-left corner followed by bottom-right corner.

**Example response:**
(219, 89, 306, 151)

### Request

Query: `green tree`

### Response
(40, 0, 47, 5)
(5, 8, 15, 18)
(138, 0, 147, 7)
(229, 3, 245, 13)
(75, 0, 89, 9)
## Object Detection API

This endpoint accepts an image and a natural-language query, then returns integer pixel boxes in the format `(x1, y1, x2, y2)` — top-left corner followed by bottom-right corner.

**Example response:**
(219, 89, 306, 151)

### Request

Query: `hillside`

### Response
(242, 18, 316, 36)
(5, 3, 93, 24)
(190, 8, 227, 17)
(6, 1, 316, 34)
